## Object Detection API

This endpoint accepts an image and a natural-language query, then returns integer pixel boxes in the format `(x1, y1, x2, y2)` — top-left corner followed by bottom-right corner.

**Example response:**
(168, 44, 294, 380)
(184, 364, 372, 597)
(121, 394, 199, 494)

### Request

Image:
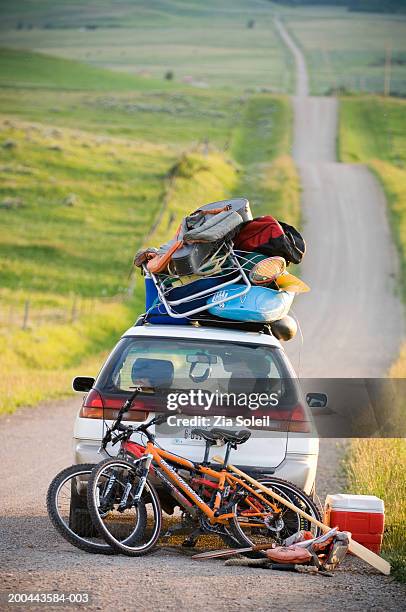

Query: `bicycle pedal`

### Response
(162, 524, 190, 538)
(182, 537, 198, 548)
(214, 504, 233, 517)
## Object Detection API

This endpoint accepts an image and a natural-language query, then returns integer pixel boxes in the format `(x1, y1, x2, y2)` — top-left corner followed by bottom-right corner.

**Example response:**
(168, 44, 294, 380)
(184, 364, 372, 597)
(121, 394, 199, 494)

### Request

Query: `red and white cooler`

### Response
(324, 494, 385, 553)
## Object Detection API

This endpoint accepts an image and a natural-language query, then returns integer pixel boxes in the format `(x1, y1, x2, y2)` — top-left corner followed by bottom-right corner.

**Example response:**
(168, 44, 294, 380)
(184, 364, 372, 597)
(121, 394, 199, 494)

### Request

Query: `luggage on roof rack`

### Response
(207, 285, 294, 323)
(134, 197, 307, 335)
(135, 198, 253, 276)
(144, 245, 251, 321)
(234, 216, 306, 265)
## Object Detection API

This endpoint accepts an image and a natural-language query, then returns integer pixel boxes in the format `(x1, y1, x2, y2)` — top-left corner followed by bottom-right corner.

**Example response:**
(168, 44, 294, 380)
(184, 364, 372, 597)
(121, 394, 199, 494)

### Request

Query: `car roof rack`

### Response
(191, 315, 273, 335)
(135, 312, 273, 335)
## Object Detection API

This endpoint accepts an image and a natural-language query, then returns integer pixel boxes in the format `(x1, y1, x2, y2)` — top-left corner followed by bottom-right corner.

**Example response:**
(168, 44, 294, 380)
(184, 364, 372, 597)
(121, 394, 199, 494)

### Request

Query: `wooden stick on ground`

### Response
(212, 455, 390, 576)
(193, 542, 276, 560)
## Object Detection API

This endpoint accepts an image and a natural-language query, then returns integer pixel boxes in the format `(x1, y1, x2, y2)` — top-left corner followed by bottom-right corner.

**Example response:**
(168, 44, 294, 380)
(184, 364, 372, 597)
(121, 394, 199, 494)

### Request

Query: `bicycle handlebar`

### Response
(134, 413, 169, 434)
(101, 389, 169, 448)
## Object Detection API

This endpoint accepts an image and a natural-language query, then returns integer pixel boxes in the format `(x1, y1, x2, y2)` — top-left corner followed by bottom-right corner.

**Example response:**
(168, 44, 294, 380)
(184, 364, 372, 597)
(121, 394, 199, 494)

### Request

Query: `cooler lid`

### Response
(325, 493, 384, 513)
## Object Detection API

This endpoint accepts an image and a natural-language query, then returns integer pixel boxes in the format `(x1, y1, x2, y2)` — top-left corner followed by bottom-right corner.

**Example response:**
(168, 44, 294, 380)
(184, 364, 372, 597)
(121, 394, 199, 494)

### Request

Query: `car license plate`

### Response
(173, 428, 205, 445)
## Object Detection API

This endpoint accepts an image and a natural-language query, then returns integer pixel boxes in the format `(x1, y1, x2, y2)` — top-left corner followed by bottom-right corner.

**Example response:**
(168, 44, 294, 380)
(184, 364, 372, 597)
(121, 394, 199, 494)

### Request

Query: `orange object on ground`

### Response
(265, 546, 312, 564)
(324, 494, 384, 554)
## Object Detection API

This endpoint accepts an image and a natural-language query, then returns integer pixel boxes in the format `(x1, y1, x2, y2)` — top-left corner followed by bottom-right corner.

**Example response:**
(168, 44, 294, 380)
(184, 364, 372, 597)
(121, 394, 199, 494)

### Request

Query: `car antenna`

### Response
(289, 307, 304, 379)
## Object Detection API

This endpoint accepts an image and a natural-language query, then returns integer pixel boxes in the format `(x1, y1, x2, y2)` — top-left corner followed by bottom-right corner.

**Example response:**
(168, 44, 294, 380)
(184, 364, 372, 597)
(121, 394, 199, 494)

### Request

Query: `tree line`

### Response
(271, 1, 406, 13)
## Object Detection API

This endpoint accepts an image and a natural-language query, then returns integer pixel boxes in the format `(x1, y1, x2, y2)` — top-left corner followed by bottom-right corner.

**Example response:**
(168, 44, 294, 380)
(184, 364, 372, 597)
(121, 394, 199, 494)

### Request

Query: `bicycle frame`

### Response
(122, 439, 280, 525)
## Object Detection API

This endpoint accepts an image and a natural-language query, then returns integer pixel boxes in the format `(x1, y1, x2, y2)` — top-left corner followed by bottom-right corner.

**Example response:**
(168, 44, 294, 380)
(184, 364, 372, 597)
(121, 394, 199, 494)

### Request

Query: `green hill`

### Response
(0, 49, 245, 146)
(0, 45, 294, 414)
(0, 47, 169, 91)
(0, 1, 291, 92)
(0, 118, 174, 297)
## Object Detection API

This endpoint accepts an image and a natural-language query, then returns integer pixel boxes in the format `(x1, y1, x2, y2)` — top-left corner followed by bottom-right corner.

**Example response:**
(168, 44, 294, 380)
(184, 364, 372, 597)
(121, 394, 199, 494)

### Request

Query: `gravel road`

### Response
(274, 18, 404, 378)
(1, 397, 405, 612)
(1, 17, 405, 612)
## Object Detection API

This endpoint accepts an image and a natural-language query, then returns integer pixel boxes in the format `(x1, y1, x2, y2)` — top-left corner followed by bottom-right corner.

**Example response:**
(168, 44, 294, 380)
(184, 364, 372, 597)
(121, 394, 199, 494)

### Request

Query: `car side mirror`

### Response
(72, 376, 95, 392)
(306, 392, 328, 409)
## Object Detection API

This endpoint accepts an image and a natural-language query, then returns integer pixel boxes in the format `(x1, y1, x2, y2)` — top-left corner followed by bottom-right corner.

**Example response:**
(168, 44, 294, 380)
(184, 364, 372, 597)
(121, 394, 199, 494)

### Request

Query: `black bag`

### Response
(278, 221, 306, 264)
(254, 220, 305, 264)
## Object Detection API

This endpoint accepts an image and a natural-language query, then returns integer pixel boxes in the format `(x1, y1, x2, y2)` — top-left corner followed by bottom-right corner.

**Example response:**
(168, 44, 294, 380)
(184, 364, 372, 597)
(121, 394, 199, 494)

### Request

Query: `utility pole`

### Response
(384, 41, 392, 97)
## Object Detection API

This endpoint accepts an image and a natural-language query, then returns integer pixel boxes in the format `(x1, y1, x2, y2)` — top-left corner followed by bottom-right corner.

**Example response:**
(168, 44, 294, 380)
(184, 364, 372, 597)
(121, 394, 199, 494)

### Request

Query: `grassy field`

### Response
(0, 49, 245, 147)
(0, 47, 171, 91)
(283, 6, 406, 95)
(340, 96, 406, 166)
(0, 117, 173, 297)
(0, 145, 237, 414)
(344, 439, 406, 582)
(340, 96, 406, 303)
(339, 95, 406, 581)
(0, 104, 173, 412)
(231, 94, 300, 226)
(0, 44, 295, 413)
(0, 0, 292, 92)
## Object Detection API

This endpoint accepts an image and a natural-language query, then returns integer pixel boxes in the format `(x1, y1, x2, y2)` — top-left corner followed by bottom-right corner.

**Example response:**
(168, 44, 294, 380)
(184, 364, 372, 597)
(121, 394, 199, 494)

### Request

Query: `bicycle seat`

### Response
(211, 428, 251, 445)
(191, 428, 218, 443)
(191, 427, 251, 445)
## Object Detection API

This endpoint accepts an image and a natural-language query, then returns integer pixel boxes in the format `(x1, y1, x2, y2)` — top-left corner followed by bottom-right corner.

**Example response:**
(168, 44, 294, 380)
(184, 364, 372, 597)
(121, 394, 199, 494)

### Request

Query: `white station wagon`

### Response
(73, 323, 323, 515)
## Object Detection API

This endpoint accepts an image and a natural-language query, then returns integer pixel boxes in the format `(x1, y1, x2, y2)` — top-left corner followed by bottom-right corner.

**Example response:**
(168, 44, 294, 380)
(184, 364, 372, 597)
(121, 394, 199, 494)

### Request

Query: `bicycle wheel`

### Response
(228, 477, 322, 548)
(87, 457, 162, 557)
(47, 464, 114, 555)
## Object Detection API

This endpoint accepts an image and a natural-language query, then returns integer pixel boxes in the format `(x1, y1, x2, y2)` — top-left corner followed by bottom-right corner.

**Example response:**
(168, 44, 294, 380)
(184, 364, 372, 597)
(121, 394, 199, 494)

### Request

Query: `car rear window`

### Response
(96, 335, 300, 408)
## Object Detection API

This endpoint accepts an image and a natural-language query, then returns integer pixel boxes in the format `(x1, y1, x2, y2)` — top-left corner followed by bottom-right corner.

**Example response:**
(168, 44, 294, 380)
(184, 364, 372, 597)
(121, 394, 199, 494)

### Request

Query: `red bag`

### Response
(265, 546, 312, 564)
(234, 216, 305, 265)
(234, 216, 284, 249)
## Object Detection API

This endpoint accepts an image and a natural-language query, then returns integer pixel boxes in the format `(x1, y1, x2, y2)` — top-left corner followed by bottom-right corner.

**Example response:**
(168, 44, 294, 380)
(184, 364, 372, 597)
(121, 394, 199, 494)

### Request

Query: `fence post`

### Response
(22, 300, 30, 330)
(71, 295, 78, 323)
(384, 41, 392, 97)
(8, 304, 14, 327)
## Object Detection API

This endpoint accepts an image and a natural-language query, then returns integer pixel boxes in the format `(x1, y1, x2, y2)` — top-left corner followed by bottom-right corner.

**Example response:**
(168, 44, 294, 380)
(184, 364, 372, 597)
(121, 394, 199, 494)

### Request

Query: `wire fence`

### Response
(0, 293, 126, 331)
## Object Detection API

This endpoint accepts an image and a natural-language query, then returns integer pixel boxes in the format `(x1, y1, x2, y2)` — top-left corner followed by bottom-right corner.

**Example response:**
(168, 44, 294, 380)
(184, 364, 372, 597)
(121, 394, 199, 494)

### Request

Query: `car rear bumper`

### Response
(74, 439, 318, 494)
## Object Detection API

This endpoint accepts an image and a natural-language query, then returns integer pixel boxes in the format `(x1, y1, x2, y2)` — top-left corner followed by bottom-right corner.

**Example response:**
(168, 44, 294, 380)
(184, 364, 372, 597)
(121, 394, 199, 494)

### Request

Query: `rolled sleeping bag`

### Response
(270, 315, 298, 341)
(145, 276, 189, 324)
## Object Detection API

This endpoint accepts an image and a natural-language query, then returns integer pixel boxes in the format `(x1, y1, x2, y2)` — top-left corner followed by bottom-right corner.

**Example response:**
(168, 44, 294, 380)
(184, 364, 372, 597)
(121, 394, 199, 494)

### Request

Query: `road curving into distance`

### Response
(275, 18, 403, 379)
(0, 18, 405, 612)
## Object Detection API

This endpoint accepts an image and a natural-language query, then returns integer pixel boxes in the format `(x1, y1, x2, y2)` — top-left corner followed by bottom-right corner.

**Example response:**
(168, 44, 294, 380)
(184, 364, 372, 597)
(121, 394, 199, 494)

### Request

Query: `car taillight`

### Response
(79, 389, 147, 422)
(254, 404, 311, 433)
(285, 404, 311, 433)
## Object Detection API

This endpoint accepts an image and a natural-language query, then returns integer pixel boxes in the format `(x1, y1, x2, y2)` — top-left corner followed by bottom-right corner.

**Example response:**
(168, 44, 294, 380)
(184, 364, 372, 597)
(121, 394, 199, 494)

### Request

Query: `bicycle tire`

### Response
(87, 457, 162, 557)
(46, 463, 114, 555)
(226, 477, 322, 550)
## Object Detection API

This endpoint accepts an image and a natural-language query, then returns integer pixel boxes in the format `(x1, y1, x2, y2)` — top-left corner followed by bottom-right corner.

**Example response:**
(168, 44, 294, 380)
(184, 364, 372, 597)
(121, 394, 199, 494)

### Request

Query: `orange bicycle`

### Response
(87, 389, 321, 556)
